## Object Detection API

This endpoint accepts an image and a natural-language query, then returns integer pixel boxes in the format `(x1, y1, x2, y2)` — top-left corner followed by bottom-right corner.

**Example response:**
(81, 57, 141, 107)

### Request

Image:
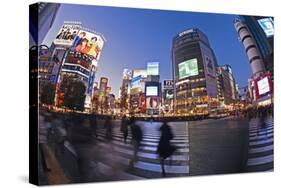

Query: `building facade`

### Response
(217, 65, 238, 105)
(172, 28, 219, 115)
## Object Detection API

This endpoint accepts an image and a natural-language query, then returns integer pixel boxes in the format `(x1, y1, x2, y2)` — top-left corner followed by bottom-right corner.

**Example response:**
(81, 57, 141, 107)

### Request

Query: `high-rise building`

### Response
(234, 17, 274, 105)
(239, 16, 273, 75)
(52, 23, 105, 110)
(217, 65, 238, 105)
(172, 28, 219, 115)
(119, 69, 132, 114)
(234, 19, 266, 77)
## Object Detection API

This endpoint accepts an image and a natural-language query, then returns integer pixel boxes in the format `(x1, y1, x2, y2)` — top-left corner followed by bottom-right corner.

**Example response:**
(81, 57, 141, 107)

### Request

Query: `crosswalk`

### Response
(92, 121, 190, 179)
(246, 116, 274, 172)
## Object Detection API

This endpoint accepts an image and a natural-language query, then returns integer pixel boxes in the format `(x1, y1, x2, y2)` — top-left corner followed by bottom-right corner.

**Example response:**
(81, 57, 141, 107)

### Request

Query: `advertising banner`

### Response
(54, 24, 81, 46)
(133, 69, 147, 78)
(146, 86, 158, 96)
(123, 69, 132, 79)
(140, 93, 146, 113)
(204, 55, 216, 79)
(254, 74, 273, 98)
(178, 58, 199, 79)
(257, 18, 274, 38)
(71, 30, 104, 61)
(87, 70, 95, 95)
(64, 50, 93, 70)
(163, 80, 174, 89)
(146, 96, 159, 109)
(147, 62, 159, 75)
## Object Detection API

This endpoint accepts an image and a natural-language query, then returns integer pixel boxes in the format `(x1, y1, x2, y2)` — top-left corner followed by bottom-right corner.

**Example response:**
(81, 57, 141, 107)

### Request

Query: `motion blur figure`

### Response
(157, 120, 176, 177)
(105, 116, 112, 142)
(130, 117, 143, 166)
(91, 112, 98, 138)
(120, 115, 129, 144)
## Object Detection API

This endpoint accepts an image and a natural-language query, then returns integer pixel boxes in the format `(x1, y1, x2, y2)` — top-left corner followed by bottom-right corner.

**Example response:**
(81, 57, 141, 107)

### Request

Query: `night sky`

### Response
(43, 3, 252, 96)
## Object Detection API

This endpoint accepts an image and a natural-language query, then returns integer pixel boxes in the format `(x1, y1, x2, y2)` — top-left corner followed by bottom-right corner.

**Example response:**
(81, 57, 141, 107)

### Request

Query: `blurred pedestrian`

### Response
(105, 116, 112, 142)
(130, 117, 143, 166)
(39, 115, 51, 172)
(157, 120, 176, 177)
(120, 115, 128, 144)
(91, 113, 98, 138)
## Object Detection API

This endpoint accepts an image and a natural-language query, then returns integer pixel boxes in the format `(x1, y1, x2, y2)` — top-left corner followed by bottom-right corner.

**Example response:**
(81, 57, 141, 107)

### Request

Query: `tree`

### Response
(62, 79, 86, 111)
(40, 82, 56, 105)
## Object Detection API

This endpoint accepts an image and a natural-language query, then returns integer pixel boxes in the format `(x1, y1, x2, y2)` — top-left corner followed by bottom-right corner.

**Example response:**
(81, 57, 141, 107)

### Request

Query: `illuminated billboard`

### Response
(146, 86, 158, 96)
(146, 96, 159, 109)
(72, 30, 104, 60)
(205, 55, 216, 78)
(131, 75, 142, 89)
(178, 58, 199, 79)
(257, 18, 274, 38)
(64, 50, 92, 70)
(165, 89, 174, 99)
(257, 77, 270, 95)
(163, 80, 174, 89)
(133, 69, 147, 78)
(123, 69, 132, 79)
(54, 24, 81, 46)
(147, 62, 159, 75)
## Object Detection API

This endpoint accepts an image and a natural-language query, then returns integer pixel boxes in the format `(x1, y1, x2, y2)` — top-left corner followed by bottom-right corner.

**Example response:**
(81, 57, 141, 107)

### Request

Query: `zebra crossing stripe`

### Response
(249, 144, 273, 154)
(249, 133, 273, 141)
(97, 134, 189, 153)
(249, 137, 273, 146)
(246, 117, 274, 172)
(247, 154, 273, 166)
(94, 125, 190, 176)
(111, 154, 189, 174)
(249, 129, 273, 137)
(249, 126, 273, 132)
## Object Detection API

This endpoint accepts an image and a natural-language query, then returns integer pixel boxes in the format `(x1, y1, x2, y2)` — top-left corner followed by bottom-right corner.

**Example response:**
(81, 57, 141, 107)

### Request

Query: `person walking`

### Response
(130, 117, 143, 166)
(120, 115, 128, 144)
(157, 120, 176, 177)
(91, 113, 98, 138)
(39, 115, 51, 172)
(105, 116, 112, 142)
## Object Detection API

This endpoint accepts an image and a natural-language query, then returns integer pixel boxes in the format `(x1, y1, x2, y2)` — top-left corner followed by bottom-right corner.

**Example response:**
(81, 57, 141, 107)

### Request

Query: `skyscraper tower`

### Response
(172, 28, 219, 115)
(234, 19, 266, 76)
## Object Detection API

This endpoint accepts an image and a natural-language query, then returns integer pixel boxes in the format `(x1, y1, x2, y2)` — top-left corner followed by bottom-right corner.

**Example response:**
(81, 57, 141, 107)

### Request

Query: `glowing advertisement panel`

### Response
(257, 77, 270, 95)
(54, 24, 81, 46)
(178, 58, 199, 79)
(133, 69, 147, 78)
(257, 18, 274, 37)
(131, 75, 142, 89)
(147, 62, 159, 75)
(146, 86, 158, 96)
(72, 30, 104, 61)
(146, 96, 159, 109)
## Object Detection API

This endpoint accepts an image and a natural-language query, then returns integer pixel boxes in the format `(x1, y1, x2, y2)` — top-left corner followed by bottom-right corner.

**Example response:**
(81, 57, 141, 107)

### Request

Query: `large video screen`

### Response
(178, 58, 199, 79)
(257, 77, 270, 95)
(257, 18, 274, 38)
(146, 86, 158, 96)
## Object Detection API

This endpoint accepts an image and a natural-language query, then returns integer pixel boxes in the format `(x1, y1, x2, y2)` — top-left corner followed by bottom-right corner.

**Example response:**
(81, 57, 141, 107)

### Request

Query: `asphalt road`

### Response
(39, 115, 273, 184)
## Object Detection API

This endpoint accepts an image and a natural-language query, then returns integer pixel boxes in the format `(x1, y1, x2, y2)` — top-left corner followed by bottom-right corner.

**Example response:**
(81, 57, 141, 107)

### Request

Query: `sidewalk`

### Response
(39, 144, 70, 185)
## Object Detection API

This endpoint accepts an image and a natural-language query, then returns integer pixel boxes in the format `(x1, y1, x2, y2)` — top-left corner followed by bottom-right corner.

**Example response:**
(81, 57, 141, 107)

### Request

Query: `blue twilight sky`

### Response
(43, 3, 251, 96)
